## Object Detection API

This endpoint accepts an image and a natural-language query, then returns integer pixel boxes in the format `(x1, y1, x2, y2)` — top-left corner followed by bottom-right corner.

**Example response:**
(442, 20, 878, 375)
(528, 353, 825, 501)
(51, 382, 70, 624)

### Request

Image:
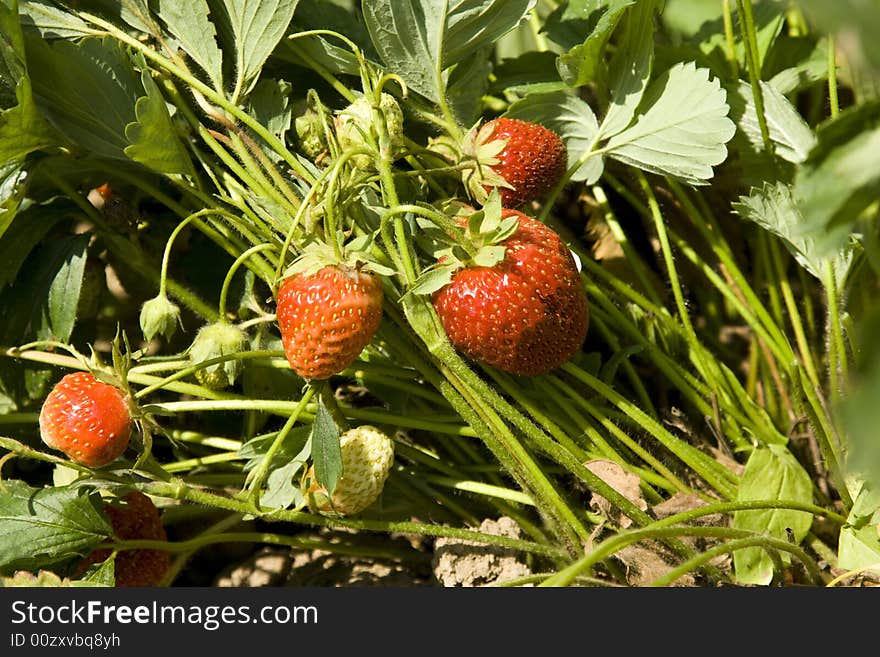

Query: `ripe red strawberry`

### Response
(432, 210, 589, 377)
(74, 491, 170, 587)
(39, 372, 132, 467)
(276, 265, 384, 380)
(473, 118, 567, 208)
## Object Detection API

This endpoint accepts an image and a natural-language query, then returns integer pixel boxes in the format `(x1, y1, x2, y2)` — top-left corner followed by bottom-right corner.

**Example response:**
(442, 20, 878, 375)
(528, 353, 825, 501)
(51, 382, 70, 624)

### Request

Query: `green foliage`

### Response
(311, 394, 342, 496)
(363, 0, 535, 105)
(0, 0, 876, 589)
(0, 481, 112, 573)
(732, 445, 814, 585)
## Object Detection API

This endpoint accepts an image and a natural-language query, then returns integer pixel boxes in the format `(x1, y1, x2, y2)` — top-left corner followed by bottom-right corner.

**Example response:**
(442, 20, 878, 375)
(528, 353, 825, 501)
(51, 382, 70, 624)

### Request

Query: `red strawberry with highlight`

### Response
(476, 118, 567, 208)
(75, 491, 170, 587)
(431, 208, 589, 377)
(276, 265, 384, 380)
(39, 371, 132, 467)
(429, 117, 567, 208)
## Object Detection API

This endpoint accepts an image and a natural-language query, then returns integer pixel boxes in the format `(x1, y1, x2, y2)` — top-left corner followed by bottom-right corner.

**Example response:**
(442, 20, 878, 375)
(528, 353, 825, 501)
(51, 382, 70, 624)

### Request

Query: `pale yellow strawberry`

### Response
(305, 425, 394, 516)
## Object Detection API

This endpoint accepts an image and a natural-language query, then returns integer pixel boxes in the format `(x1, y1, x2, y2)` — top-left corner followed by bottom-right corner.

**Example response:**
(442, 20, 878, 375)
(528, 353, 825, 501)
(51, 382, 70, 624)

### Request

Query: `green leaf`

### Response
(219, 0, 298, 98)
(505, 90, 603, 183)
(260, 439, 310, 510)
(248, 77, 293, 147)
(86, 0, 159, 34)
(47, 231, 90, 342)
(447, 48, 491, 126)
(240, 426, 311, 472)
(0, 232, 90, 344)
(732, 445, 814, 585)
(0, 77, 58, 165)
(77, 554, 116, 586)
(124, 69, 194, 175)
(0, 3, 58, 158)
(728, 79, 817, 165)
(763, 33, 829, 94)
(155, 0, 224, 90)
(604, 61, 736, 185)
(551, 0, 634, 89)
(840, 307, 880, 491)
(18, 0, 97, 39)
(490, 51, 562, 96)
(794, 100, 880, 251)
(311, 394, 342, 496)
(837, 481, 880, 577)
(0, 481, 113, 573)
(733, 182, 852, 282)
(0, 0, 26, 107)
(0, 163, 26, 244)
(0, 199, 66, 287)
(407, 263, 458, 297)
(26, 36, 141, 160)
(598, 0, 656, 139)
(363, 0, 535, 105)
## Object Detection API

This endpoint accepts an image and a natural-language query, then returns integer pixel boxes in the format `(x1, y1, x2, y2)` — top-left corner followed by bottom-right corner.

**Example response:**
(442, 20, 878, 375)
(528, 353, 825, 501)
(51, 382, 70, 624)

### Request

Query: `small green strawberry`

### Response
(304, 425, 395, 516)
(139, 294, 182, 342)
(189, 322, 247, 390)
(294, 91, 332, 160)
(335, 92, 405, 170)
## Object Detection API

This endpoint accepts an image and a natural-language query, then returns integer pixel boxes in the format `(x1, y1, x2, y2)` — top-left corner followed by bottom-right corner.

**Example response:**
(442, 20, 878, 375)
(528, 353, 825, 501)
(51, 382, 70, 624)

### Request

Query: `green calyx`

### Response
(139, 294, 182, 343)
(294, 89, 332, 161)
(280, 233, 396, 282)
(407, 191, 519, 296)
(429, 120, 513, 205)
(335, 92, 405, 171)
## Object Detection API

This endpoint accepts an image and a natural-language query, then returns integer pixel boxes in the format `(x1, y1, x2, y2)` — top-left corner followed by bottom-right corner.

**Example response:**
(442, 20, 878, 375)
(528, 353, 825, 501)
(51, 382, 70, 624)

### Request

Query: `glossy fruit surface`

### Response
(478, 118, 567, 208)
(277, 265, 384, 380)
(432, 211, 589, 376)
(39, 372, 132, 467)
(75, 491, 170, 587)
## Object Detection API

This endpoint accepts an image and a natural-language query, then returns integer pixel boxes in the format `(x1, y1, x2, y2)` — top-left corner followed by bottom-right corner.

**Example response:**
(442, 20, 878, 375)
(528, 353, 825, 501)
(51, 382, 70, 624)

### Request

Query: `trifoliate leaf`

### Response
(604, 61, 736, 185)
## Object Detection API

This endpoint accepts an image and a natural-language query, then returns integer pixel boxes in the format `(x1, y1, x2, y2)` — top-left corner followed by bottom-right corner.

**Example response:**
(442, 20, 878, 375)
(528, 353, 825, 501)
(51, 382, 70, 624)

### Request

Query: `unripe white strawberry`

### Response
(305, 425, 394, 516)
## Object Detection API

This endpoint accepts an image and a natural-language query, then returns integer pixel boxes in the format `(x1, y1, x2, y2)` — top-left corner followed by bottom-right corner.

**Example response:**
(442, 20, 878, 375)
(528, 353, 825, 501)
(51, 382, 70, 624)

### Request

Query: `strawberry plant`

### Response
(0, 0, 878, 589)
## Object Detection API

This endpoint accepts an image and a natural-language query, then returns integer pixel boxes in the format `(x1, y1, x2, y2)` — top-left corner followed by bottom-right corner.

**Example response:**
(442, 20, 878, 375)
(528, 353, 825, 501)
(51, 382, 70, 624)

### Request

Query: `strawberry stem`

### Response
(246, 384, 316, 510)
(217, 243, 276, 322)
